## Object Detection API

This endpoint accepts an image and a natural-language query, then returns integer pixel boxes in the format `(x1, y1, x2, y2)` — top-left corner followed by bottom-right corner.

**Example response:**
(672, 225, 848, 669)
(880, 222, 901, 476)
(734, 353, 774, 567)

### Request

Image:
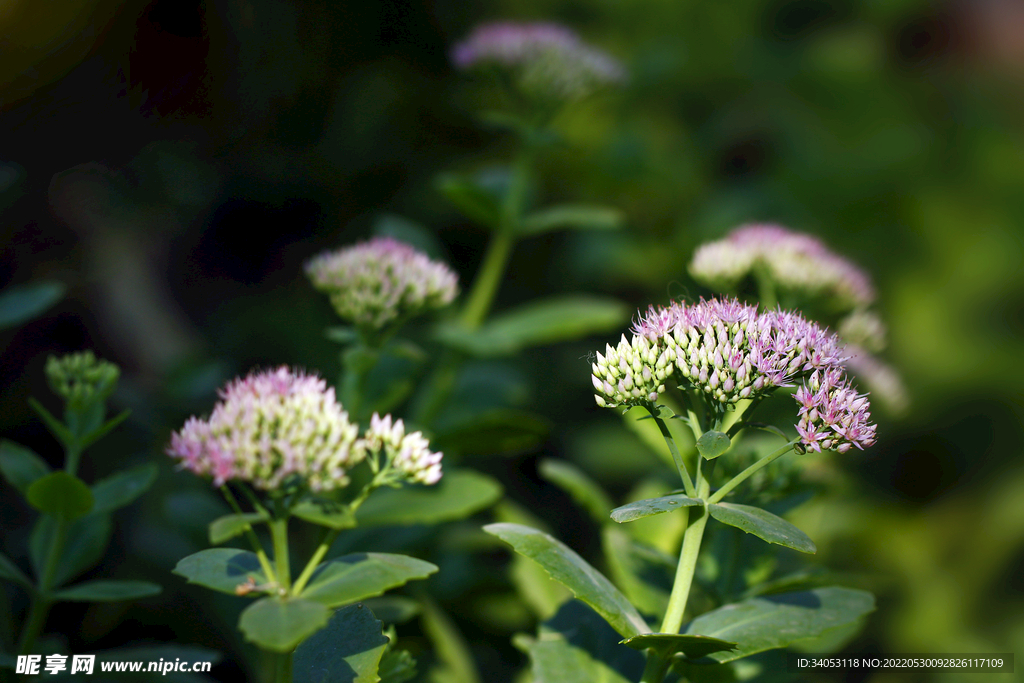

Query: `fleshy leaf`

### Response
(695, 431, 731, 460)
(0, 440, 52, 495)
(611, 495, 703, 524)
(208, 512, 269, 545)
(602, 526, 674, 618)
(437, 296, 629, 357)
(0, 551, 31, 588)
(420, 598, 481, 683)
(26, 472, 94, 520)
(294, 603, 389, 683)
(293, 500, 356, 530)
(515, 601, 644, 683)
(300, 553, 437, 608)
(619, 633, 737, 660)
(91, 463, 158, 514)
(483, 522, 648, 638)
(708, 503, 816, 554)
(356, 470, 502, 526)
(361, 596, 421, 624)
(683, 587, 875, 663)
(0, 281, 64, 329)
(239, 597, 330, 652)
(538, 459, 613, 524)
(518, 205, 624, 236)
(30, 512, 113, 587)
(53, 580, 161, 602)
(435, 173, 501, 228)
(172, 548, 267, 595)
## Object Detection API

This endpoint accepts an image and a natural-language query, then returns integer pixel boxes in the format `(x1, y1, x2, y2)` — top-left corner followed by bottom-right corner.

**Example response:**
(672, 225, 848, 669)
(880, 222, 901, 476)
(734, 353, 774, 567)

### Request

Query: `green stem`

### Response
(291, 529, 338, 596)
(274, 651, 293, 683)
(270, 518, 291, 592)
(650, 410, 696, 498)
(63, 442, 82, 477)
(707, 439, 797, 505)
(17, 517, 68, 654)
(660, 479, 710, 635)
(639, 651, 671, 683)
(220, 486, 276, 584)
(754, 265, 777, 309)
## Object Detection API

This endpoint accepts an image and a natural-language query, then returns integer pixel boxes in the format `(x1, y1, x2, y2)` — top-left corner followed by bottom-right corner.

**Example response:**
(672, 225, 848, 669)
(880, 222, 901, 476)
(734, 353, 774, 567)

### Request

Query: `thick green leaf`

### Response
(239, 597, 330, 652)
(432, 409, 550, 456)
(209, 512, 268, 544)
(300, 553, 437, 608)
(437, 296, 629, 357)
(708, 503, 816, 554)
(294, 603, 389, 683)
(494, 501, 571, 620)
(518, 205, 624, 236)
(0, 551, 31, 588)
(362, 596, 421, 624)
(483, 523, 648, 638)
(435, 173, 501, 228)
(515, 601, 643, 683)
(356, 470, 502, 526)
(602, 526, 673, 618)
(26, 472, 93, 520)
(0, 440, 51, 494)
(0, 281, 64, 329)
(30, 512, 113, 586)
(293, 500, 356, 530)
(53, 580, 161, 602)
(696, 431, 731, 460)
(683, 587, 875, 663)
(539, 459, 613, 524)
(611, 495, 703, 524)
(377, 648, 416, 683)
(173, 548, 267, 595)
(620, 633, 737, 660)
(91, 463, 157, 514)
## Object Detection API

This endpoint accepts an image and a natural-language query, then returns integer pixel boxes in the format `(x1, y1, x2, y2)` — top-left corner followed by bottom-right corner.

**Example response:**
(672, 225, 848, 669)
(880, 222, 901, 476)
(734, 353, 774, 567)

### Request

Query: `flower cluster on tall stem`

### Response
(593, 298, 876, 453)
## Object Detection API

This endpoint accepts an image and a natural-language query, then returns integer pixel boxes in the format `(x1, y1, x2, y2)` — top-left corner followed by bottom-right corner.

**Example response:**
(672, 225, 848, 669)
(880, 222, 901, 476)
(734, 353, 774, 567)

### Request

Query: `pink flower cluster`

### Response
(689, 224, 876, 308)
(364, 413, 443, 485)
(451, 22, 625, 99)
(593, 298, 876, 453)
(306, 237, 458, 330)
(167, 367, 443, 491)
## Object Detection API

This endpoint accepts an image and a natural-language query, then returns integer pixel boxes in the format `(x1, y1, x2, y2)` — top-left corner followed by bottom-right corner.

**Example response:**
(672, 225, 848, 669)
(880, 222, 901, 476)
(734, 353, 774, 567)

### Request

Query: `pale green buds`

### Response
(45, 351, 120, 410)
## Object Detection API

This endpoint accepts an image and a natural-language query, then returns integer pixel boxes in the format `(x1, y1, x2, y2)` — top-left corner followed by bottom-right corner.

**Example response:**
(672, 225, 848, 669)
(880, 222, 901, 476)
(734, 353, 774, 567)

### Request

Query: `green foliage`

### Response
(29, 512, 113, 587)
(538, 458, 613, 524)
(484, 522, 649, 638)
(90, 463, 158, 514)
(0, 281, 64, 330)
(435, 172, 503, 229)
(291, 502, 355, 531)
(437, 295, 629, 357)
(173, 549, 267, 595)
(300, 553, 438, 608)
(239, 597, 331, 652)
(683, 587, 875, 663)
(355, 470, 502, 526)
(708, 503, 817, 554)
(294, 604, 389, 683)
(602, 526, 673, 618)
(0, 552, 31, 589)
(610, 495, 702, 524)
(52, 580, 162, 602)
(619, 633, 736, 661)
(432, 410, 551, 457)
(26, 472, 94, 520)
(0, 440, 51, 494)
(208, 512, 270, 544)
(518, 205, 624, 236)
(696, 431, 731, 460)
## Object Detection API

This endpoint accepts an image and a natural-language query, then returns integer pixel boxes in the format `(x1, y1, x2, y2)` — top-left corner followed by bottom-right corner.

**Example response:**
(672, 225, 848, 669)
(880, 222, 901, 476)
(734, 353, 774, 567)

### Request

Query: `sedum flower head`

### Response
(305, 237, 458, 330)
(167, 366, 364, 492)
(46, 351, 120, 410)
(364, 413, 443, 485)
(451, 22, 626, 100)
(794, 368, 877, 453)
(593, 297, 876, 452)
(689, 224, 876, 309)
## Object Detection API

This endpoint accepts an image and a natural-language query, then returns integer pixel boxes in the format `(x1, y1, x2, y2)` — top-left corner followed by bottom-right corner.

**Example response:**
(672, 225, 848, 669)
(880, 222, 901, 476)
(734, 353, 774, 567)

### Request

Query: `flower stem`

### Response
(270, 518, 291, 592)
(291, 529, 338, 596)
(274, 651, 293, 683)
(660, 486, 709, 635)
(650, 409, 696, 498)
(639, 651, 671, 683)
(17, 517, 68, 654)
(220, 486, 276, 584)
(707, 439, 797, 505)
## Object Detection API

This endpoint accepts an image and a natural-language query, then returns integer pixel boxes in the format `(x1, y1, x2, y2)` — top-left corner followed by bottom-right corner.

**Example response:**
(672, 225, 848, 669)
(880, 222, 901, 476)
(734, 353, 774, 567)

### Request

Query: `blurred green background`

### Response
(2, 0, 1023, 681)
